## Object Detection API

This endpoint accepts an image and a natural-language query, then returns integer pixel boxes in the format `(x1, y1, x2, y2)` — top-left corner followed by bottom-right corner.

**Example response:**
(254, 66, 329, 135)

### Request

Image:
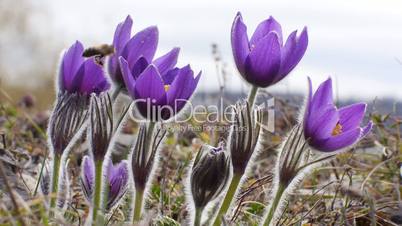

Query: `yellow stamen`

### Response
(332, 123, 343, 136)
(164, 85, 170, 92)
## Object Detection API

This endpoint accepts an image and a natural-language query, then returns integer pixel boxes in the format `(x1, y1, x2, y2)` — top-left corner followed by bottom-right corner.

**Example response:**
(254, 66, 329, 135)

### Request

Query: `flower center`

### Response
(332, 123, 343, 136)
(164, 85, 170, 92)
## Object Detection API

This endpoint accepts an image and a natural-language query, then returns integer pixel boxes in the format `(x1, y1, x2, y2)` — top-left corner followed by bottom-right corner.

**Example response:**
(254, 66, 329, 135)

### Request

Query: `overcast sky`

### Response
(36, 0, 402, 99)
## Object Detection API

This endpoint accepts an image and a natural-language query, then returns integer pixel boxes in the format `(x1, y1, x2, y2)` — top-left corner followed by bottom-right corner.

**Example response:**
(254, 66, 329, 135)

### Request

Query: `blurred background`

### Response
(1, 0, 401, 110)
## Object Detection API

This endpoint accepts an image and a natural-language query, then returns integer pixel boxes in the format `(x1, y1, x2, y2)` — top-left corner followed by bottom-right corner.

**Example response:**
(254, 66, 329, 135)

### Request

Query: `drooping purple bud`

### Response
(190, 144, 230, 209)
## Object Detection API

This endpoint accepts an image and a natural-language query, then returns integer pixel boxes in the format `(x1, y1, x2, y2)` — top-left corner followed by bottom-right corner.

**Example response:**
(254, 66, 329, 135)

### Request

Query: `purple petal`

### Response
(360, 121, 373, 138)
(113, 15, 133, 55)
(109, 162, 128, 198)
(310, 77, 333, 113)
(134, 65, 166, 102)
(243, 32, 281, 87)
(131, 56, 149, 79)
(81, 156, 94, 202)
(119, 57, 136, 98)
(311, 128, 361, 152)
(122, 26, 158, 65)
(278, 27, 308, 77)
(77, 58, 109, 95)
(250, 16, 283, 47)
(162, 67, 180, 85)
(166, 65, 195, 104)
(60, 41, 85, 91)
(166, 67, 200, 117)
(107, 56, 121, 83)
(338, 103, 366, 131)
(231, 12, 250, 75)
(306, 106, 339, 140)
(153, 48, 180, 75)
(93, 80, 111, 94)
(107, 161, 129, 209)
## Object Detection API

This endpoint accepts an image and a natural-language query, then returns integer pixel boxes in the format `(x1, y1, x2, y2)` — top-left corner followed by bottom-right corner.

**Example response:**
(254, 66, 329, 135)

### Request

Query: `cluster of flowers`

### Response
(44, 12, 373, 226)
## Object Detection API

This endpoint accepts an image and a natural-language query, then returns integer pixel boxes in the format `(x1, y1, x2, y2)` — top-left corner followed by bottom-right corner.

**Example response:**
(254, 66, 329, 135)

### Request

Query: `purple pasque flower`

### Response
(119, 54, 201, 121)
(107, 15, 158, 87)
(303, 77, 373, 152)
(231, 12, 308, 88)
(59, 41, 110, 95)
(81, 156, 129, 210)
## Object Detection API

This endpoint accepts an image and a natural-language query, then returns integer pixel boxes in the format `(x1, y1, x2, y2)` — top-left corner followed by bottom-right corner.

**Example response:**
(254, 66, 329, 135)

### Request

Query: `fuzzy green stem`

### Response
(49, 155, 61, 217)
(212, 173, 243, 226)
(247, 85, 258, 107)
(194, 207, 204, 226)
(133, 189, 144, 223)
(92, 160, 104, 225)
(262, 182, 286, 226)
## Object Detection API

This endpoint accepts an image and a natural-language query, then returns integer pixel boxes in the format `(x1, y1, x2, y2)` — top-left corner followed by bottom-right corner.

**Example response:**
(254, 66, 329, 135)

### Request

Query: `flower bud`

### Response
(48, 92, 89, 156)
(190, 145, 230, 209)
(229, 101, 262, 175)
(88, 93, 114, 161)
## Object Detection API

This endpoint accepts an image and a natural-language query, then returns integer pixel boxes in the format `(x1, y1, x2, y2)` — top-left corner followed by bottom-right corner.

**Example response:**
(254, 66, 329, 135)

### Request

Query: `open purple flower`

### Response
(81, 156, 129, 210)
(107, 15, 158, 87)
(303, 77, 373, 152)
(59, 41, 110, 95)
(119, 55, 201, 121)
(231, 12, 308, 88)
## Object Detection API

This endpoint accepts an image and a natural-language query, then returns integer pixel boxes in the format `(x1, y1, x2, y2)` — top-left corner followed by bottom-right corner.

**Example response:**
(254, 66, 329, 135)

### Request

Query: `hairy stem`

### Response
(111, 85, 122, 101)
(194, 207, 204, 226)
(49, 155, 61, 217)
(212, 173, 242, 226)
(262, 182, 286, 226)
(92, 160, 104, 225)
(133, 189, 144, 223)
(247, 85, 258, 107)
